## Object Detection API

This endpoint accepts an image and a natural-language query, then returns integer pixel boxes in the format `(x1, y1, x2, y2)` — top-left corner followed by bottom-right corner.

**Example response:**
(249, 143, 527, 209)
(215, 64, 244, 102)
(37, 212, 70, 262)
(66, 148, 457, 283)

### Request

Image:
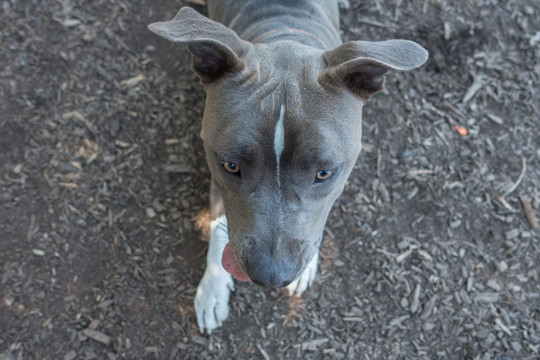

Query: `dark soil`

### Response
(1, 0, 539, 359)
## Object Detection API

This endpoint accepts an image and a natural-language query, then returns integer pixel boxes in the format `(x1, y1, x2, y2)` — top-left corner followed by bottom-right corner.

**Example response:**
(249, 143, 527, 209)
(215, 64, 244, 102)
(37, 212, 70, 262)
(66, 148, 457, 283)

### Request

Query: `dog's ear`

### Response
(148, 7, 252, 84)
(319, 40, 428, 101)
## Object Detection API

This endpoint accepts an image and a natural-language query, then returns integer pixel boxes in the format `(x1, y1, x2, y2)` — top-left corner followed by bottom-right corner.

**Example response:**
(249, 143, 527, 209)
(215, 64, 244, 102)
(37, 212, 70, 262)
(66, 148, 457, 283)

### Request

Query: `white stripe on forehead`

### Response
(274, 104, 286, 186)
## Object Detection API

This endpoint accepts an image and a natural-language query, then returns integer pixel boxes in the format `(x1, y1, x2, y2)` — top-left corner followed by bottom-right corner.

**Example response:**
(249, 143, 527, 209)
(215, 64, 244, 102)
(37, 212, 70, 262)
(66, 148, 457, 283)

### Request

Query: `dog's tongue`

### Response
(222, 242, 250, 282)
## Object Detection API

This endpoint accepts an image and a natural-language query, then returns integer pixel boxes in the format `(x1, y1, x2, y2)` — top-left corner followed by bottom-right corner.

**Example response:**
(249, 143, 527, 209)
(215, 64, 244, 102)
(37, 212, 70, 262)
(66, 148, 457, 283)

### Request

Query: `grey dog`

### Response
(149, 0, 428, 333)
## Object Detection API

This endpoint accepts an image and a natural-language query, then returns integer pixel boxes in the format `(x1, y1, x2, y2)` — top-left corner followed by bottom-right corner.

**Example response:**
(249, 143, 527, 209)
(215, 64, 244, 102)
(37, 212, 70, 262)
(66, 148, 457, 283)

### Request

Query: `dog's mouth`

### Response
(222, 242, 251, 282)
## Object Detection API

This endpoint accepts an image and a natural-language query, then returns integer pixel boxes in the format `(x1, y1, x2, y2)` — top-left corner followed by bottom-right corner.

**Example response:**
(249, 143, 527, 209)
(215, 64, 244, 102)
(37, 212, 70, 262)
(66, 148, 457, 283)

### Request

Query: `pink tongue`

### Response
(222, 242, 250, 282)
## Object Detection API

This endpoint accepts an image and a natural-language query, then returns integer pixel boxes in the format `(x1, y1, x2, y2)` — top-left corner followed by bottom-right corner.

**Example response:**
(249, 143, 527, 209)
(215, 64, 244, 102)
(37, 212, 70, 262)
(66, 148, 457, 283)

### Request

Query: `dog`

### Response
(149, 0, 428, 333)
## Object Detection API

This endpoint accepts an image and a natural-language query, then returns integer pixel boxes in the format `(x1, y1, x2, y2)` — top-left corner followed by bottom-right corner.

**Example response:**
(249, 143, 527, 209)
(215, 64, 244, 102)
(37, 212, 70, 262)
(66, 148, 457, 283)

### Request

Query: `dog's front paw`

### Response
(286, 252, 319, 297)
(194, 269, 234, 334)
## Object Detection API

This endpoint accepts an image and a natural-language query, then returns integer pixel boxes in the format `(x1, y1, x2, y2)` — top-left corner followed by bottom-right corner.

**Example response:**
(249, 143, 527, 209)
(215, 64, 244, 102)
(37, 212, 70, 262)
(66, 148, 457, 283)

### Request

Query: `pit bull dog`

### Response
(149, 0, 428, 333)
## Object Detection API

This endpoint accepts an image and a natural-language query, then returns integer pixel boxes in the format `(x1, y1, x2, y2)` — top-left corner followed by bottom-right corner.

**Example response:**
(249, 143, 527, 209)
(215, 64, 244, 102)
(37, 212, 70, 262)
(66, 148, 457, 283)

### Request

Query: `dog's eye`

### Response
(223, 161, 240, 174)
(315, 169, 334, 182)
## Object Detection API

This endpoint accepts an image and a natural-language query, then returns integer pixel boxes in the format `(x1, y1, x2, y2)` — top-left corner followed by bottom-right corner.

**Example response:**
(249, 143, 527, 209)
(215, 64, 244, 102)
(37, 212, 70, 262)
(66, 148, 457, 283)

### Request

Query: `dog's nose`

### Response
(251, 278, 293, 288)
(244, 254, 298, 288)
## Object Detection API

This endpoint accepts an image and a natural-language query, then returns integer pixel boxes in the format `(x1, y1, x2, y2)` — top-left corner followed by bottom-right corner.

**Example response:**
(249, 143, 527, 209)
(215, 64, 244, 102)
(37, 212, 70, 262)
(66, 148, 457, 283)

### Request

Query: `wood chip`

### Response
(390, 314, 410, 326)
(32, 249, 45, 256)
(462, 73, 485, 103)
(58, 182, 78, 188)
(12, 164, 23, 174)
(186, 0, 207, 5)
(165, 138, 182, 145)
(62, 110, 97, 134)
(474, 292, 499, 303)
(301, 338, 329, 351)
(520, 195, 539, 229)
(82, 328, 111, 345)
(115, 140, 131, 148)
(420, 295, 438, 319)
(487, 279, 501, 291)
(396, 247, 415, 263)
(120, 74, 145, 87)
(52, 17, 81, 28)
(487, 113, 504, 125)
(162, 164, 197, 173)
(494, 318, 512, 336)
(63, 350, 76, 360)
(410, 283, 421, 313)
(146, 207, 157, 218)
(343, 317, 363, 322)
(256, 344, 271, 360)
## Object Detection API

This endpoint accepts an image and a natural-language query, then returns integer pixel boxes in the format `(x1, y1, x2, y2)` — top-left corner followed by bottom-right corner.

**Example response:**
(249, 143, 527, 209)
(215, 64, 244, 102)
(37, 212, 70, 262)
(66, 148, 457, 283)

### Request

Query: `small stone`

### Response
(146, 207, 156, 218)
(496, 261, 508, 272)
(510, 341, 522, 353)
(505, 229, 519, 240)
(82, 33, 94, 42)
(152, 199, 166, 213)
(13, 164, 23, 174)
(485, 333, 496, 345)
(476, 329, 490, 339)
(503, 240, 515, 249)
(400, 297, 409, 308)
(450, 220, 461, 228)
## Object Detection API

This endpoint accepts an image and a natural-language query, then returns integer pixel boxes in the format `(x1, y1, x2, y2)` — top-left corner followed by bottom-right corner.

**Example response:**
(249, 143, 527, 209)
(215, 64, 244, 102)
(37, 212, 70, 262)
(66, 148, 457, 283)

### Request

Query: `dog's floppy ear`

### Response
(319, 40, 428, 101)
(148, 7, 252, 84)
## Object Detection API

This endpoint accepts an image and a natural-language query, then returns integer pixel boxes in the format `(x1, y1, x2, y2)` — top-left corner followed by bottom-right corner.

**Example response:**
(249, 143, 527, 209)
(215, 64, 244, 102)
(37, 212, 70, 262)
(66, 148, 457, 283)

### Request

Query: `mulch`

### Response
(0, 0, 539, 359)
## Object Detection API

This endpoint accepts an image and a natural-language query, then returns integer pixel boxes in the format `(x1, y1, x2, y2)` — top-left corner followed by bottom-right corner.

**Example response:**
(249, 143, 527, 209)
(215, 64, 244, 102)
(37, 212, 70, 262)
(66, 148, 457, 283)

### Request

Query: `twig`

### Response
(186, 0, 206, 5)
(256, 344, 271, 360)
(497, 156, 526, 213)
(462, 73, 485, 103)
(376, 149, 382, 178)
(499, 197, 518, 213)
(435, 128, 451, 147)
(501, 156, 527, 198)
(442, 101, 467, 120)
(27, 214, 36, 241)
(358, 19, 398, 29)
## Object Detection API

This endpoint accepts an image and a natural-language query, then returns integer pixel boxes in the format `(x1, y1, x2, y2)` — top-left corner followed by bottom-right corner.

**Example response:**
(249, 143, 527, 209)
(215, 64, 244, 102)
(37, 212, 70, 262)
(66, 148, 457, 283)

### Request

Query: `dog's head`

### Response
(150, 7, 428, 287)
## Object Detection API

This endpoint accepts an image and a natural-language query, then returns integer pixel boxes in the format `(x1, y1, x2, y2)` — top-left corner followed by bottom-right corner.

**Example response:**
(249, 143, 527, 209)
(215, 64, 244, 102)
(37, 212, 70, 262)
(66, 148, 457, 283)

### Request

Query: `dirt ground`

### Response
(1, 0, 539, 359)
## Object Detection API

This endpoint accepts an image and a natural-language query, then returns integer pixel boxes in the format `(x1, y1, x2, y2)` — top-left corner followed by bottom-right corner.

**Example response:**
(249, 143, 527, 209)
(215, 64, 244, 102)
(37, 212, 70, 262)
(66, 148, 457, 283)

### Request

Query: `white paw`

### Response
(286, 252, 319, 297)
(194, 215, 233, 333)
(194, 267, 233, 334)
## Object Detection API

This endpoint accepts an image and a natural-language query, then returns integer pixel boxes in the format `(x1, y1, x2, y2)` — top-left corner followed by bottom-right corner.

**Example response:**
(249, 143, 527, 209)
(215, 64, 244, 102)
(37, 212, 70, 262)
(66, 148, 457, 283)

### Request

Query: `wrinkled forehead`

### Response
(201, 46, 364, 157)
(201, 76, 282, 154)
(203, 94, 363, 166)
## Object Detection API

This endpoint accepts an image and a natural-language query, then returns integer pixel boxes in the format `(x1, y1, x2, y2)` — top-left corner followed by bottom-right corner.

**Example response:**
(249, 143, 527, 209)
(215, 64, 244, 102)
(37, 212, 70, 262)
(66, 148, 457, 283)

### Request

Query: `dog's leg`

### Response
(285, 251, 319, 296)
(194, 214, 233, 333)
(194, 183, 233, 334)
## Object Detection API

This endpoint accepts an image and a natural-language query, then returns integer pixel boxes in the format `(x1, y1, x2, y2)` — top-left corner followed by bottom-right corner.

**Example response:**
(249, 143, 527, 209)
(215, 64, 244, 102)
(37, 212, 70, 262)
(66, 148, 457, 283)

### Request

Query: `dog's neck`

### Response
(249, 27, 324, 47)
(207, 0, 342, 49)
